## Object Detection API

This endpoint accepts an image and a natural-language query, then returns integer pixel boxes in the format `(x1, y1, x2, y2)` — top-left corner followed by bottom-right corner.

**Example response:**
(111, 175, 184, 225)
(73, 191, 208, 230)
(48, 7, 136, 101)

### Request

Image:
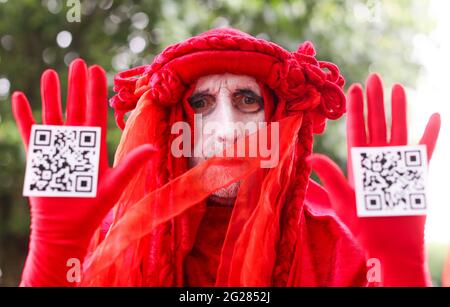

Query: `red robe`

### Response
(184, 180, 367, 286)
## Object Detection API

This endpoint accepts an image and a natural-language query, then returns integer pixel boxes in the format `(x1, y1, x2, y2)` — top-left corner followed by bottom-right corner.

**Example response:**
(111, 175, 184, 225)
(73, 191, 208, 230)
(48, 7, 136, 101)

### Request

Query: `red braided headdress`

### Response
(110, 28, 345, 132)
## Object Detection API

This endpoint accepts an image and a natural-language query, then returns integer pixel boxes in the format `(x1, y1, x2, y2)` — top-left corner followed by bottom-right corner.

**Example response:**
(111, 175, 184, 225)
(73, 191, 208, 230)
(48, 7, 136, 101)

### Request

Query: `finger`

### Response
(366, 73, 387, 145)
(419, 113, 441, 162)
(346, 83, 367, 181)
(41, 69, 63, 125)
(307, 154, 358, 231)
(86, 65, 108, 128)
(86, 65, 108, 169)
(100, 144, 157, 209)
(390, 84, 408, 145)
(347, 83, 367, 148)
(12, 91, 36, 149)
(66, 58, 88, 125)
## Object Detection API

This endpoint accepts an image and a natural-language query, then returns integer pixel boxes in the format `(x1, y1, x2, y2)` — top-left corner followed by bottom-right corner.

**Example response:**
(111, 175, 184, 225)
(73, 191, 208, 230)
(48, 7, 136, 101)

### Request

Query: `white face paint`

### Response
(188, 73, 265, 205)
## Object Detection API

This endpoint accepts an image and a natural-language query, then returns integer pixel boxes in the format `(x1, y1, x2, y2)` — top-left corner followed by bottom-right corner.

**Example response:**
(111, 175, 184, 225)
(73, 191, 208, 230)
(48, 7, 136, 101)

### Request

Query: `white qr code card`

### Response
(351, 145, 428, 217)
(23, 125, 101, 198)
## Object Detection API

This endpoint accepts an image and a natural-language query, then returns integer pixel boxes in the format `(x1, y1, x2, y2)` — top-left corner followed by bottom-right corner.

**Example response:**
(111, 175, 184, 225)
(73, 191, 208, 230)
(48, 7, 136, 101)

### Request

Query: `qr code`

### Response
(351, 145, 428, 217)
(23, 125, 101, 198)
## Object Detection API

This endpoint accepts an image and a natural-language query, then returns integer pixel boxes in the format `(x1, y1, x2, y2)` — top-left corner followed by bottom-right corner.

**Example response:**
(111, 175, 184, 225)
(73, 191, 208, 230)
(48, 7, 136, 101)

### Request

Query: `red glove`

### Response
(307, 74, 441, 286)
(12, 59, 155, 286)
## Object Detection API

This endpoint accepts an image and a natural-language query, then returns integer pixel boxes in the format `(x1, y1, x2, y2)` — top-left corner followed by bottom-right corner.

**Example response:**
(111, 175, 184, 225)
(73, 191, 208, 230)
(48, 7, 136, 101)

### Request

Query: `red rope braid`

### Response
(272, 114, 313, 286)
(109, 65, 147, 129)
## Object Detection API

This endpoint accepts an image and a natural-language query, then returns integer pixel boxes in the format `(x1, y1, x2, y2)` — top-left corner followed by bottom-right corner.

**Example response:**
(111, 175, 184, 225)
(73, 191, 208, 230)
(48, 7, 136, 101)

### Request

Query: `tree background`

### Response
(0, 0, 445, 285)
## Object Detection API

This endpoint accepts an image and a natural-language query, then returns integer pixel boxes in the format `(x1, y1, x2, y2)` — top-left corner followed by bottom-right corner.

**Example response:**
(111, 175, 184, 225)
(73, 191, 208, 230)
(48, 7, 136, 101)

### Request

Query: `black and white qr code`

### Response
(351, 145, 428, 217)
(23, 125, 101, 198)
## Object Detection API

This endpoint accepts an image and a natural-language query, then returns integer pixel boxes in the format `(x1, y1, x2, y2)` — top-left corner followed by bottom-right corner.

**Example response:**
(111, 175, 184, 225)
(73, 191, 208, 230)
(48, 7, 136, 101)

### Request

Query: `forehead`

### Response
(193, 73, 260, 94)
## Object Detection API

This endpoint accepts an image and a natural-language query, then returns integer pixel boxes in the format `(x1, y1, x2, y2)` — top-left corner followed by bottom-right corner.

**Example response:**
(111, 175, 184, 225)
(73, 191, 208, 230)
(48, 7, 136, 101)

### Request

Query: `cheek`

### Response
(188, 117, 217, 167)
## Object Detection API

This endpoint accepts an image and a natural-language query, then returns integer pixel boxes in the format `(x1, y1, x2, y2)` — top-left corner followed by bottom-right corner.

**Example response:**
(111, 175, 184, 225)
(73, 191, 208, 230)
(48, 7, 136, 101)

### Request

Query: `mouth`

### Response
(207, 194, 236, 206)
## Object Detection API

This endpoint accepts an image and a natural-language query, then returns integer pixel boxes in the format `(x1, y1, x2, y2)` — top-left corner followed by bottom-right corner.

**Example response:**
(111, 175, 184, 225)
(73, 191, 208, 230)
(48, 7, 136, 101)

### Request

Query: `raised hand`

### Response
(12, 59, 155, 286)
(307, 73, 440, 286)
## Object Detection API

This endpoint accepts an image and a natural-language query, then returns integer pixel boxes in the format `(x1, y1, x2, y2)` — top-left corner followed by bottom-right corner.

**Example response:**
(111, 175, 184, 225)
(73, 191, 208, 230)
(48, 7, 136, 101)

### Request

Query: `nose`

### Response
(213, 91, 242, 144)
(216, 122, 240, 144)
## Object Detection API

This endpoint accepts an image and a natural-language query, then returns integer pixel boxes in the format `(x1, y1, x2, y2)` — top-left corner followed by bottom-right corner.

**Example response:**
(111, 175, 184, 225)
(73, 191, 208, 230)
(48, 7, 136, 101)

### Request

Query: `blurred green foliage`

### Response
(0, 0, 440, 285)
(427, 243, 447, 287)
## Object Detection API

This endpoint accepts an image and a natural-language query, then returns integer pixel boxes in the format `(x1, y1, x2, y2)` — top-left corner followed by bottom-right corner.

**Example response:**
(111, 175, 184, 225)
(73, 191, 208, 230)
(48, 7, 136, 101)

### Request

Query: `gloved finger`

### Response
(346, 83, 367, 182)
(347, 83, 367, 148)
(100, 144, 157, 210)
(41, 69, 63, 125)
(307, 154, 358, 232)
(419, 113, 441, 162)
(390, 84, 408, 145)
(366, 73, 387, 146)
(66, 58, 88, 125)
(12, 91, 36, 149)
(86, 65, 109, 169)
(86, 65, 108, 129)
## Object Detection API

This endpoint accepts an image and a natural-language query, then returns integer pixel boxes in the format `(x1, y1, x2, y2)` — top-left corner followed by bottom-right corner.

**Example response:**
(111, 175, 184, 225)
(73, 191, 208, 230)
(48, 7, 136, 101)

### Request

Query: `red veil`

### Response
(81, 28, 367, 286)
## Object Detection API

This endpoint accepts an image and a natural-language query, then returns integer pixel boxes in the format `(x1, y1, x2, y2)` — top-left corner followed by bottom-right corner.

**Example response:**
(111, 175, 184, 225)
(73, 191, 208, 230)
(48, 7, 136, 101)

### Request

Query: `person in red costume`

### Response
(10, 28, 439, 286)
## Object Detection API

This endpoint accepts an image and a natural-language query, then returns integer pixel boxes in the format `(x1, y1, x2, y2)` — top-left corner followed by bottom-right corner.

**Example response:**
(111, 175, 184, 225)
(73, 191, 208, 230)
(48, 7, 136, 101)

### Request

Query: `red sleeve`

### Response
(287, 180, 368, 286)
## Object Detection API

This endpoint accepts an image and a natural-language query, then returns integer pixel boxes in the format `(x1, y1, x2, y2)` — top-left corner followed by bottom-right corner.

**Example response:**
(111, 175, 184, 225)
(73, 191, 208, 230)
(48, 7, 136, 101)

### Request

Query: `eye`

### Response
(188, 94, 216, 114)
(243, 96, 256, 104)
(232, 91, 263, 113)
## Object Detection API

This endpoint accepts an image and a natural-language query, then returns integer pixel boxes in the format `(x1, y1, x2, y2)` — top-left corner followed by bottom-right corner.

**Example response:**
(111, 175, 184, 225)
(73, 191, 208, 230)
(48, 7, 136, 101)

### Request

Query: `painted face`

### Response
(188, 73, 265, 205)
